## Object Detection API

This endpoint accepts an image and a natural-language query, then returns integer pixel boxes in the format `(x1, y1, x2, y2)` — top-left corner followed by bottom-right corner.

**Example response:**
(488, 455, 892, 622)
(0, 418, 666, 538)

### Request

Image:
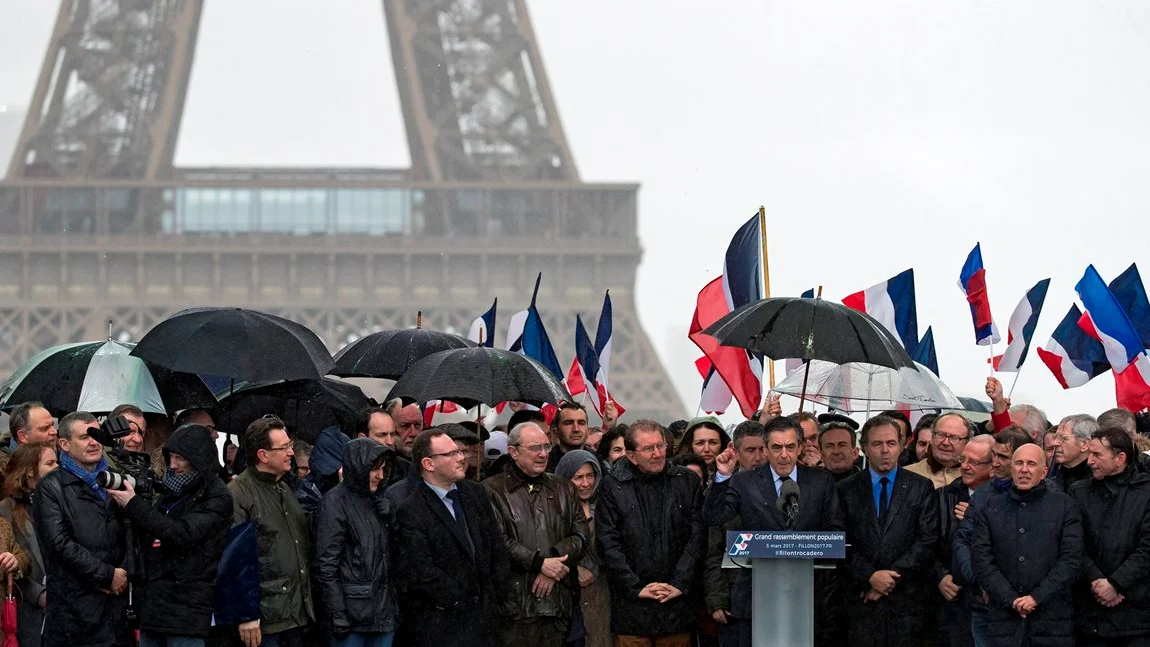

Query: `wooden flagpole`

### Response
(759, 206, 774, 390)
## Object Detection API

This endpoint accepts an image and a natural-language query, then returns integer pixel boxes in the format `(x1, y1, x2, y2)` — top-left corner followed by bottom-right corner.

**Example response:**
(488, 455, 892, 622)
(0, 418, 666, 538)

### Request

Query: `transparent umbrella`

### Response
(771, 360, 963, 414)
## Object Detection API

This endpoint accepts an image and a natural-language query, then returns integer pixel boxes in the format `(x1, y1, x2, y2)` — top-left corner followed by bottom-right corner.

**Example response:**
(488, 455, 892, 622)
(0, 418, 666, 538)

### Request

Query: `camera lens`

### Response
(95, 471, 135, 491)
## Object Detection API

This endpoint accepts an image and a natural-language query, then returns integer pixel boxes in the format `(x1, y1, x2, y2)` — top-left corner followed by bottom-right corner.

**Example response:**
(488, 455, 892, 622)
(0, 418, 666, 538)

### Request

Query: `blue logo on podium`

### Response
(726, 531, 846, 559)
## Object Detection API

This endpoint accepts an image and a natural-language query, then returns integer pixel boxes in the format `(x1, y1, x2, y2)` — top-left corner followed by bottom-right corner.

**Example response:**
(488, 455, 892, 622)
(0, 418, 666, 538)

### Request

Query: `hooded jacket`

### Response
(122, 424, 233, 637)
(314, 439, 399, 635)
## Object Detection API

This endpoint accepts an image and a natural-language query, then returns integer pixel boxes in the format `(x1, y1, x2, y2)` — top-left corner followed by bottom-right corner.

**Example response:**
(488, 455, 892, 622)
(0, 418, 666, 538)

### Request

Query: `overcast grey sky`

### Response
(3, 1, 1150, 423)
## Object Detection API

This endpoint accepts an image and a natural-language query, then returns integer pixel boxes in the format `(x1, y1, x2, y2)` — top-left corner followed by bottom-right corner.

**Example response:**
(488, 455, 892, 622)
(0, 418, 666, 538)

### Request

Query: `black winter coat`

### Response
(596, 459, 705, 636)
(315, 439, 399, 635)
(971, 482, 1083, 647)
(1070, 469, 1150, 639)
(122, 426, 233, 638)
(33, 466, 128, 647)
(394, 478, 510, 647)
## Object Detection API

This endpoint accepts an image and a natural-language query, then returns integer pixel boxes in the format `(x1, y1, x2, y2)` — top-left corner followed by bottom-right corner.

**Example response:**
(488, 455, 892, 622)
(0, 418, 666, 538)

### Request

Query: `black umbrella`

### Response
(0, 339, 216, 417)
(130, 307, 334, 383)
(332, 328, 476, 380)
(215, 377, 374, 444)
(703, 295, 916, 412)
(703, 296, 916, 370)
(385, 347, 571, 410)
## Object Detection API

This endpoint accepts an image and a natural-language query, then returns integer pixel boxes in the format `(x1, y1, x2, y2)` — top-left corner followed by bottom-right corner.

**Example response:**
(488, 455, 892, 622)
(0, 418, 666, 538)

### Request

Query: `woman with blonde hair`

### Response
(0, 441, 55, 647)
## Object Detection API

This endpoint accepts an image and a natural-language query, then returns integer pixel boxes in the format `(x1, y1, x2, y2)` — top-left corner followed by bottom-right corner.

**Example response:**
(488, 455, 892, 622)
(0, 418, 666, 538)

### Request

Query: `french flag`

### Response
(505, 273, 563, 380)
(1107, 264, 1150, 411)
(591, 291, 623, 417)
(696, 356, 733, 414)
(842, 269, 919, 354)
(566, 315, 599, 400)
(690, 276, 761, 418)
(912, 326, 940, 377)
(1037, 304, 1109, 388)
(1109, 264, 1150, 347)
(1075, 265, 1143, 373)
(958, 244, 1001, 346)
(467, 298, 497, 347)
(992, 279, 1050, 372)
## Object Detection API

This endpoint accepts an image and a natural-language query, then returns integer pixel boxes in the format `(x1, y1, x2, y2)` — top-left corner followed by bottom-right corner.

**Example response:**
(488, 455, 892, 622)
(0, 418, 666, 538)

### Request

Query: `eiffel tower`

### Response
(0, 0, 687, 422)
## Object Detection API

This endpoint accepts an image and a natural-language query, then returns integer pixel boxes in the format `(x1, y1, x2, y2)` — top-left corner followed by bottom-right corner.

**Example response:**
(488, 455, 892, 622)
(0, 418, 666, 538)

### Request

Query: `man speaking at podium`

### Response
(703, 416, 844, 646)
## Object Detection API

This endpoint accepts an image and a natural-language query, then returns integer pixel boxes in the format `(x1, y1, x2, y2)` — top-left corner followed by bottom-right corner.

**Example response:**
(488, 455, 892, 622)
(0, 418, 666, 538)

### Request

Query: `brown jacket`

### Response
(906, 457, 961, 489)
(0, 515, 31, 581)
(483, 464, 589, 624)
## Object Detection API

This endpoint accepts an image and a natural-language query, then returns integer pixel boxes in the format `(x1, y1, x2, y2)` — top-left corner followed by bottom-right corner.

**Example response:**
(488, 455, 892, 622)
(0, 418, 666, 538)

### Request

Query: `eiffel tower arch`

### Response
(0, 0, 687, 422)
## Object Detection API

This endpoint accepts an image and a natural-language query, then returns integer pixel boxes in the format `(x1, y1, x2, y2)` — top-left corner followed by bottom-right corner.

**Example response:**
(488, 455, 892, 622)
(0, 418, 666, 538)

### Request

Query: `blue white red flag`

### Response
(690, 276, 761, 418)
(912, 327, 940, 377)
(1037, 304, 1109, 388)
(843, 269, 919, 354)
(1075, 265, 1143, 373)
(566, 316, 599, 398)
(467, 298, 497, 348)
(958, 244, 1001, 345)
(696, 356, 733, 414)
(992, 279, 1050, 372)
(722, 214, 765, 311)
(1109, 264, 1150, 348)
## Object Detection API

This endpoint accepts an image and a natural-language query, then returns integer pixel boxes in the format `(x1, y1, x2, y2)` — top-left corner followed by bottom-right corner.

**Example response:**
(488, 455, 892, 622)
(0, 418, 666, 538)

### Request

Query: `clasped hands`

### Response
(864, 570, 901, 603)
(638, 582, 683, 604)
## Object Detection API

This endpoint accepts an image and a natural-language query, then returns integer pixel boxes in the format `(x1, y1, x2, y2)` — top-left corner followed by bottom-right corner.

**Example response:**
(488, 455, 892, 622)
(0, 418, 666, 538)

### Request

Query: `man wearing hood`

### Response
(315, 438, 400, 647)
(106, 423, 234, 647)
(484, 422, 589, 647)
(1071, 427, 1150, 646)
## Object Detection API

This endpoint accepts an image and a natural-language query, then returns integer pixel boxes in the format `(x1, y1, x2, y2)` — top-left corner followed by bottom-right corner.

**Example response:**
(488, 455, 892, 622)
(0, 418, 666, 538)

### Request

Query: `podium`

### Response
(725, 530, 846, 647)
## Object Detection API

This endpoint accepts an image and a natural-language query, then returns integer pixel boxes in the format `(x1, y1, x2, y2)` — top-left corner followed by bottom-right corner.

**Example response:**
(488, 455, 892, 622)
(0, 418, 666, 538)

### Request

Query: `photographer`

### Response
(105, 424, 233, 647)
(33, 411, 132, 647)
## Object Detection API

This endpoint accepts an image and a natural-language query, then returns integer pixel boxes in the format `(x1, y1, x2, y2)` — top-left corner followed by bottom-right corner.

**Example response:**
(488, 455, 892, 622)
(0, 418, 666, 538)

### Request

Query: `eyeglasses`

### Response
(632, 442, 668, 455)
(265, 441, 295, 452)
(513, 443, 552, 454)
(428, 449, 467, 460)
(935, 432, 969, 444)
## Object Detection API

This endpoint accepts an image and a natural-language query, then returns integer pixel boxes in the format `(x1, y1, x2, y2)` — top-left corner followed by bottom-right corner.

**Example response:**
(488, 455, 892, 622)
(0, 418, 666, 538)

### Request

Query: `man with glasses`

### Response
(703, 417, 843, 647)
(228, 416, 313, 647)
(907, 413, 972, 489)
(932, 435, 994, 647)
(596, 419, 705, 647)
(394, 429, 509, 647)
(483, 422, 589, 646)
(1048, 414, 1098, 493)
(386, 398, 425, 458)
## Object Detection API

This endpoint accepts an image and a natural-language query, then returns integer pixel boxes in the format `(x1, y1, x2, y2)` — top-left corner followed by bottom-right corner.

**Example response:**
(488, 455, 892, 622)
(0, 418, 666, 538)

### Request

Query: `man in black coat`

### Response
(315, 438, 399, 644)
(838, 414, 940, 647)
(596, 419, 705, 647)
(394, 429, 510, 647)
(1071, 427, 1150, 647)
(704, 416, 844, 647)
(106, 423, 233, 645)
(33, 412, 131, 647)
(971, 443, 1083, 647)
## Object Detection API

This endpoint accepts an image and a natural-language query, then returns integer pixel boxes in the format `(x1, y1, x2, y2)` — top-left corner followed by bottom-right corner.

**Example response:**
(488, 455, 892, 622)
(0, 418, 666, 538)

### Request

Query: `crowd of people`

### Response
(0, 375, 1148, 647)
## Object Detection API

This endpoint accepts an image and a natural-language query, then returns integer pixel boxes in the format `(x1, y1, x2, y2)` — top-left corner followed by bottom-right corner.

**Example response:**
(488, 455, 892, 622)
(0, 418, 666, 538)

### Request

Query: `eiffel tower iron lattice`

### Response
(0, 0, 688, 423)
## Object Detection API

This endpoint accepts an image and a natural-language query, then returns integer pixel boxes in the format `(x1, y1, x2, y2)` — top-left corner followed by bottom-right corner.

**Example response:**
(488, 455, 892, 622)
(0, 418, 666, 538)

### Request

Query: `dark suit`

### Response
(394, 479, 510, 647)
(704, 464, 845, 647)
(838, 468, 940, 647)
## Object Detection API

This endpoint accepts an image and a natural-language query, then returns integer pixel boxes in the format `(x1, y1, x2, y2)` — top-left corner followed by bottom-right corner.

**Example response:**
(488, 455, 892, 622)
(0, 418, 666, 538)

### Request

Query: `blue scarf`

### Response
(59, 451, 110, 500)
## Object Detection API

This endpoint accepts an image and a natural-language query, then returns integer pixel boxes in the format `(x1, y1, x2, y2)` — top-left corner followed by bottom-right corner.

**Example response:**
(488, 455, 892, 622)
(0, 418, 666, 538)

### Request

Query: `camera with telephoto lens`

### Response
(89, 416, 163, 498)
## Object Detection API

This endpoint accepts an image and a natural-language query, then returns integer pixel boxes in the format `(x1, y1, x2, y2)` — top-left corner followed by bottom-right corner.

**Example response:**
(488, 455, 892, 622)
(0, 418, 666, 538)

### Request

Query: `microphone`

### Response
(776, 479, 801, 528)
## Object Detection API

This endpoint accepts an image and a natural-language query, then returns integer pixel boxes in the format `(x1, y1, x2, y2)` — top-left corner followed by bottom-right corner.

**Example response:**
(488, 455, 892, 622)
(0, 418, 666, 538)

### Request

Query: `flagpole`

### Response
(1007, 369, 1022, 401)
(988, 342, 995, 377)
(759, 205, 774, 390)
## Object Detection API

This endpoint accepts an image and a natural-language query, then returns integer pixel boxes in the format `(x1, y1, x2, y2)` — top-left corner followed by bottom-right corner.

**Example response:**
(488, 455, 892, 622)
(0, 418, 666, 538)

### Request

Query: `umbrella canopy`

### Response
(215, 377, 374, 444)
(131, 307, 334, 382)
(386, 347, 571, 410)
(703, 297, 917, 370)
(0, 340, 216, 416)
(771, 360, 962, 413)
(331, 329, 476, 380)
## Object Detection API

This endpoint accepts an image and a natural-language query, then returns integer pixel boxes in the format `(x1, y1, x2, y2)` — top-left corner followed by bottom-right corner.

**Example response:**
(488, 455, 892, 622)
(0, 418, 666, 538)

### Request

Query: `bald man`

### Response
(970, 444, 1083, 647)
